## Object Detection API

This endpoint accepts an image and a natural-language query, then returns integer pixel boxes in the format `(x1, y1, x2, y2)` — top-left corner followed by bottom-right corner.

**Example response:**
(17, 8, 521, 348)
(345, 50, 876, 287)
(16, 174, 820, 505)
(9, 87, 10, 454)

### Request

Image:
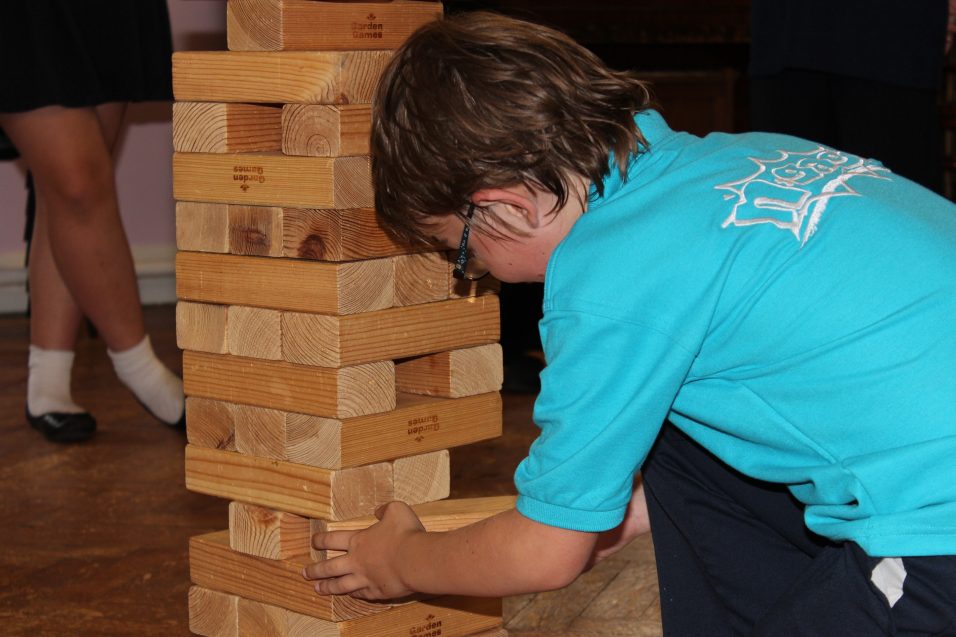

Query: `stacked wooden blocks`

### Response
(173, 1, 509, 635)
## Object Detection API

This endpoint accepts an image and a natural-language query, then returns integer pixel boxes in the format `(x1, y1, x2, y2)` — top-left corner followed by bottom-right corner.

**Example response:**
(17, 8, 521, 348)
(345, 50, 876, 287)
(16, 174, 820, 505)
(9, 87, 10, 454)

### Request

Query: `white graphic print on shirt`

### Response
(715, 147, 890, 245)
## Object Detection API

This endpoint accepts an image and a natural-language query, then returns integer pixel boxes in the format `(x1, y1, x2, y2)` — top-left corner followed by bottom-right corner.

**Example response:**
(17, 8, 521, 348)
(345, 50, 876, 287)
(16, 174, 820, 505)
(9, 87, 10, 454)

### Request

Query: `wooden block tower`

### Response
(173, 2, 513, 635)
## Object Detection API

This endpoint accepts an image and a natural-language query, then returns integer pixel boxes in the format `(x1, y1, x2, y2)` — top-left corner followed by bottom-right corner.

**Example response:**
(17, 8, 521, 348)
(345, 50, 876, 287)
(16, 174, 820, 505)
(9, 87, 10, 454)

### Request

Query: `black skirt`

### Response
(0, 0, 173, 113)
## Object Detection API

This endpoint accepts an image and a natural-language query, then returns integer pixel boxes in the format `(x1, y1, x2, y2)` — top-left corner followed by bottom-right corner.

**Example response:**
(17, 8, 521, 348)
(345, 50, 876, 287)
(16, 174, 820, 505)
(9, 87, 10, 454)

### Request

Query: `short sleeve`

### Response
(515, 308, 695, 532)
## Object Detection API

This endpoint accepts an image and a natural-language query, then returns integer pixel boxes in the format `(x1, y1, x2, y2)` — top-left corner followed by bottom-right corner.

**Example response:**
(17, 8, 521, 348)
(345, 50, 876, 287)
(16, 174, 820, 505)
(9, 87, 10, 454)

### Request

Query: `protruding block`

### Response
(189, 531, 393, 621)
(282, 104, 371, 157)
(185, 445, 393, 520)
(173, 102, 281, 153)
(172, 50, 392, 104)
(183, 351, 396, 419)
(393, 449, 450, 504)
(237, 594, 502, 637)
(312, 495, 516, 560)
(396, 345, 504, 398)
(227, 306, 282, 360)
(229, 502, 311, 560)
(176, 252, 394, 315)
(188, 586, 238, 637)
(281, 296, 500, 367)
(173, 152, 372, 209)
(227, 0, 443, 51)
(393, 252, 450, 306)
(232, 392, 501, 468)
(186, 397, 237, 451)
(176, 302, 228, 354)
(176, 202, 230, 253)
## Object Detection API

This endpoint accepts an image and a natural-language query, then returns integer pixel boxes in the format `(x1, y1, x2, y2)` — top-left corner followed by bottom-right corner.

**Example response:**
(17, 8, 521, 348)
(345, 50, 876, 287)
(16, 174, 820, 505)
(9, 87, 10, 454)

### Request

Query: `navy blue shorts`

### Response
(642, 424, 956, 636)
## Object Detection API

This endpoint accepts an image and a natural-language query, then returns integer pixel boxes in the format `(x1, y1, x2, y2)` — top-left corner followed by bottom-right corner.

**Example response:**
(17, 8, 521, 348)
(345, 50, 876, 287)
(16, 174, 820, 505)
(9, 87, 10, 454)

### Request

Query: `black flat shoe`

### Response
(26, 409, 96, 443)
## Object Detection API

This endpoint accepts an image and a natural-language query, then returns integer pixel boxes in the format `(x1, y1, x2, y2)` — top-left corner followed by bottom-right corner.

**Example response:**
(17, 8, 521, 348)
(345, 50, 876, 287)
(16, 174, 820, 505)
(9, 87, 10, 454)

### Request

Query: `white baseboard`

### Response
(0, 244, 176, 315)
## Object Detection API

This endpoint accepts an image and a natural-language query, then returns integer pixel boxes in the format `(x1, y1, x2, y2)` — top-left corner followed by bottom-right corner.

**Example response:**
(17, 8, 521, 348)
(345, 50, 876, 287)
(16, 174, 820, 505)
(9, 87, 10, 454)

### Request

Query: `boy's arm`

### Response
(304, 502, 597, 600)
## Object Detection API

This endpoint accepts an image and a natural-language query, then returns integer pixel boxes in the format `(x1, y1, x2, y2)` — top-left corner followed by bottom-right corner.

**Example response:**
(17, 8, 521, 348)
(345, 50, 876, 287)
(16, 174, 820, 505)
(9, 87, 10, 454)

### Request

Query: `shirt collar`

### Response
(590, 109, 674, 204)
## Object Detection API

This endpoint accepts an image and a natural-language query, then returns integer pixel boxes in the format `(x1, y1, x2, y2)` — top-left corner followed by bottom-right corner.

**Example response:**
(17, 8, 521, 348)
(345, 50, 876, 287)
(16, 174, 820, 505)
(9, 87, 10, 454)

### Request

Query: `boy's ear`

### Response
(472, 186, 543, 230)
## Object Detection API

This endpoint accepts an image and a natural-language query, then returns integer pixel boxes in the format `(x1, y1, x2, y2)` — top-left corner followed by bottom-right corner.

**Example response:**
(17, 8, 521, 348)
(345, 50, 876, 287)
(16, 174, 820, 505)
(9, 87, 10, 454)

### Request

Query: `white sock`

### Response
(108, 335, 184, 425)
(27, 345, 85, 415)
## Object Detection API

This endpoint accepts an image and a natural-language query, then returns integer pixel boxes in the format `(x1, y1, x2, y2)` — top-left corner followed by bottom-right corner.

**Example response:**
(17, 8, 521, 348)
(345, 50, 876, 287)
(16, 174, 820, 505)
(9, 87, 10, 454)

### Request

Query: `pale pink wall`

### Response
(0, 1, 227, 255)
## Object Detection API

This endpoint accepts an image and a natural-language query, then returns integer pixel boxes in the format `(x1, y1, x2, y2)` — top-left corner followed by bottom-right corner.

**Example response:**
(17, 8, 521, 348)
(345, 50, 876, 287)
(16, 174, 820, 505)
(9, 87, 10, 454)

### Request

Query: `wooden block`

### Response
(312, 495, 516, 560)
(233, 392, 501, 469)
(185, 445, 393, 520)
(172, 50, 391, 104)
(227, 0, 442, 52)
(281, 296, 500, 367)
(173, 102, 282, 153)
(183, 351, 395, 419)
(281, 104, 371, 157)
(393, 450, 450, 504)
(186, 397, 237, 451)
(176, 301, 228, 354)
(229, 205, 284, 257)
(173, 152, 371, 209)
(176, 252, 394, 315)
(177, 201, 230, 253)
(237, 595, 502, 637)
(393, 252, 450, 306)
(229, 502, 311, 561)
(189, 586, 239, 637)
(396, 345, 504, 398)
(282, 207, 415, 261)
(189, 530, 392, 621)
(227, 306, 282, 360)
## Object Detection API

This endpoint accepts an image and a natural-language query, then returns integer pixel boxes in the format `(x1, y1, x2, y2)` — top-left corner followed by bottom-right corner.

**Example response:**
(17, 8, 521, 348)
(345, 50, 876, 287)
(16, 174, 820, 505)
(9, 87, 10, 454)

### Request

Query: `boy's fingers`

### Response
(314, 574, 364, 596)
(302, 555, 351, 580)
(311, 529, 353, 550)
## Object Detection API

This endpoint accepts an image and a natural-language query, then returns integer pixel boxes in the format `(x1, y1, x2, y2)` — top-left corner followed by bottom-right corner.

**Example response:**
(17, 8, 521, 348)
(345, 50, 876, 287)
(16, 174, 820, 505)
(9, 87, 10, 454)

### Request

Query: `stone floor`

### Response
(0, 305, 661, 636)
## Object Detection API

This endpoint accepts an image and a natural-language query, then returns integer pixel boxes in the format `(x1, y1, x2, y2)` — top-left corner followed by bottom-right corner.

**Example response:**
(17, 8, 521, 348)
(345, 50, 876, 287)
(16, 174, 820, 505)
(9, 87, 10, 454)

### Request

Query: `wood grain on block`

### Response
(238, 595, 501, 637)
(173, 102, 281, 153)
(176, 252, 394, 315)
(185, 446, 393, 520)
(396, 345, 503, 398)
(229, 501, 310, 560)
(227, 0, 442, 51)
(226, 305, 281, 360)
(172, 50, 391, 104)
(393, 450, 450, 504)
(189, 531, 393, 621)
(281, 296, 500, 368)
(312, 495, 516, 560)
(228, 205, 284, 257)
(173, 152, 372, 209)
(182, 351, 396, 418)
(283, 207, 415, 261)
(176, 202, 230, 253)
(282, 104, 371, 157)
(176, 301, 228, 354)
(393, 252, 450, 306)
(234, 391, 500, 468)
(186, 397, 237, 451)
(188, 586, 238, 637)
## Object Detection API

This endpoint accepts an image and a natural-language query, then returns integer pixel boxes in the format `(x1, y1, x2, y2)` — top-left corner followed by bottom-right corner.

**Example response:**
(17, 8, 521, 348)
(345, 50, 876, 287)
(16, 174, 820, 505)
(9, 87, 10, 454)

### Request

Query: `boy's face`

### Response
(428, 178, 588, 284)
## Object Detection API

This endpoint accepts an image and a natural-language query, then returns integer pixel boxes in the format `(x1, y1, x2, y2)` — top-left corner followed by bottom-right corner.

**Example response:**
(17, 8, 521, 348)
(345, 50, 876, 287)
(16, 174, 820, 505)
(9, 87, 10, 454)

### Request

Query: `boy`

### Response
(303, 12, 956, 635)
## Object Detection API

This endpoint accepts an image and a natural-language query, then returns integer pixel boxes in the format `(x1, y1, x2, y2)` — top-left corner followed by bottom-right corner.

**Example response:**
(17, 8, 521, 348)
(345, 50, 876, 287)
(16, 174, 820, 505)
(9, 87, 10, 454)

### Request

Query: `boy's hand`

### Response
(586, 477, 650, 569)
(303, 501, 426, 600)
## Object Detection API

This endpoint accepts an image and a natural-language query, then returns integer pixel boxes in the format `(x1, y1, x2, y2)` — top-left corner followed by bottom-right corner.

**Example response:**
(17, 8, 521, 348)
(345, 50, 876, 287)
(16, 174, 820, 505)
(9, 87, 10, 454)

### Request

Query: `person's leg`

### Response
(1, 105, 183, 426)
(642, 423, 833, 635)
(748, 69, 837, 147)
(833, 77, 944, 194)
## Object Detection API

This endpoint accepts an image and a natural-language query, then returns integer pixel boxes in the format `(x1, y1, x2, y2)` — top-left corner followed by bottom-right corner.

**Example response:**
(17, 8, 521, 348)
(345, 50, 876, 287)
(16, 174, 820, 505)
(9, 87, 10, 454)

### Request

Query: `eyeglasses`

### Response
(452, 202, 490, 280)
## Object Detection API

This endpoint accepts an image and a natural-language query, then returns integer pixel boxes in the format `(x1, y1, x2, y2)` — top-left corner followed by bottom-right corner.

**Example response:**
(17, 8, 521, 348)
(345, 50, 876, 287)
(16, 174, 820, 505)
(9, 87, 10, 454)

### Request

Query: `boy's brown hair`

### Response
(371, 11, 653, 245)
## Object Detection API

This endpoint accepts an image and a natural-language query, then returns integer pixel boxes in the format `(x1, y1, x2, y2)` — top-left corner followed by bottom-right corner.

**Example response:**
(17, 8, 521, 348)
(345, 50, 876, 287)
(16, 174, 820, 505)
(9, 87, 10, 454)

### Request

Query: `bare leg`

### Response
(0, 105, 145, 352)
